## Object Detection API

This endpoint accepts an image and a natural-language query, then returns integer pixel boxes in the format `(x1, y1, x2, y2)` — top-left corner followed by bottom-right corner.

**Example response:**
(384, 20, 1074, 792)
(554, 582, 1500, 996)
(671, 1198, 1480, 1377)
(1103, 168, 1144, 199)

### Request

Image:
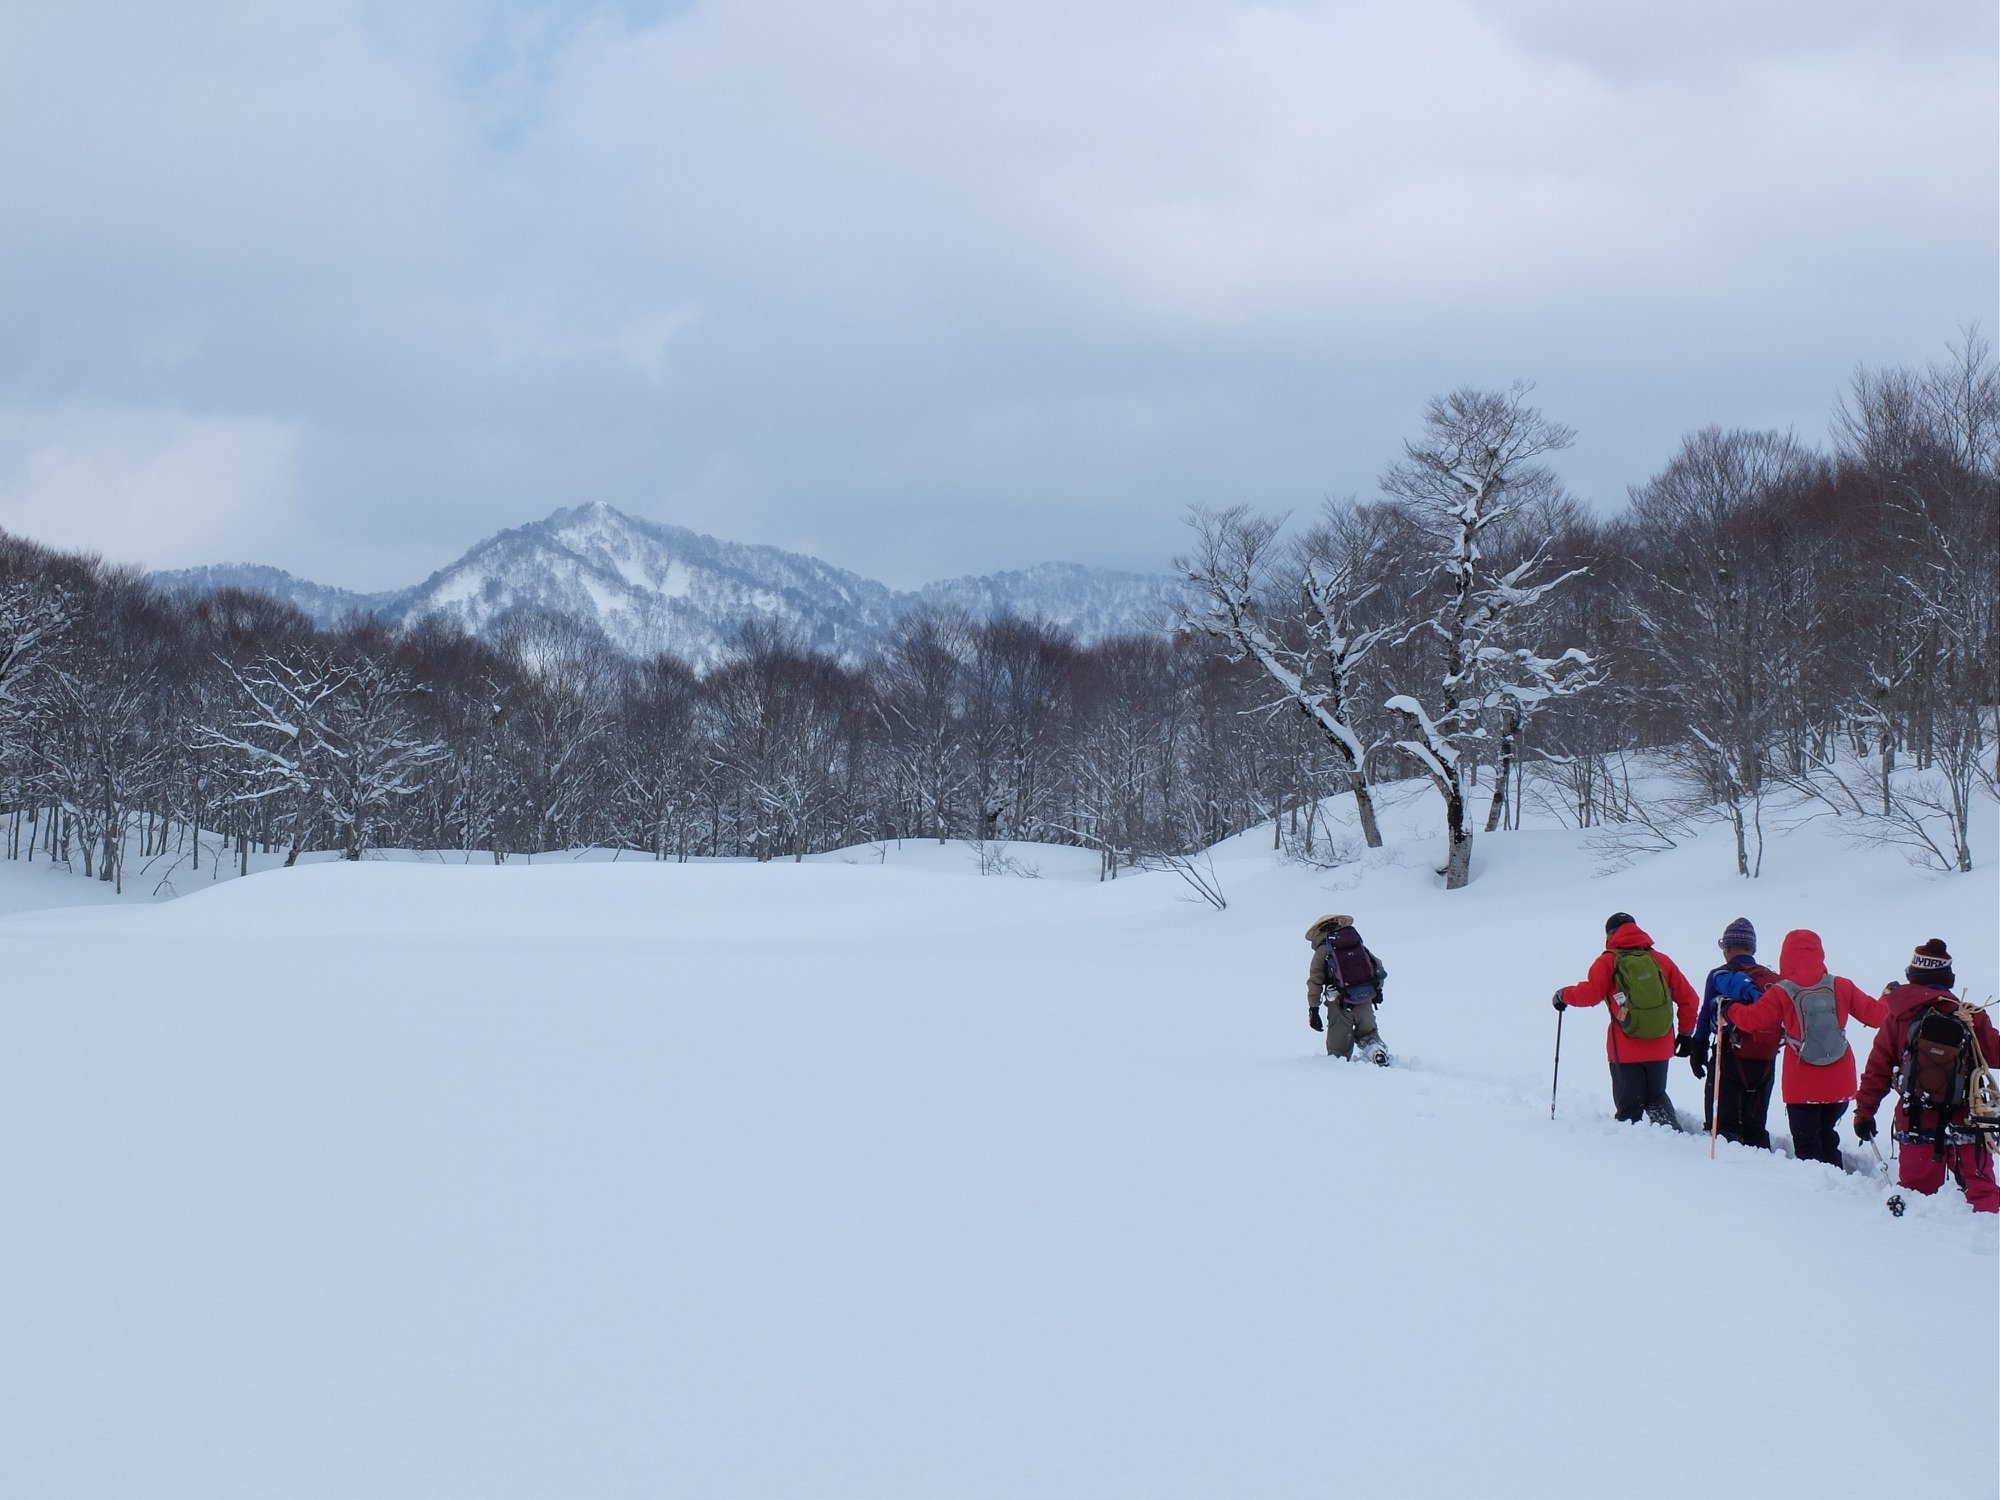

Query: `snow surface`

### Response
(1, 798, 1995, 1497)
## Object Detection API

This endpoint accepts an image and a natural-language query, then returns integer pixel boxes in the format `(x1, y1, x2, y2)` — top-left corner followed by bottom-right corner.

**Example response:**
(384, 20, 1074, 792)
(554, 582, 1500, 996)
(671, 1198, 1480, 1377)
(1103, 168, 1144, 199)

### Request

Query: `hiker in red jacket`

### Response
(1721, 928, 1887, 1167)
(1553, 912, 1701, 1129)
(1854, 938, 2000, 1213)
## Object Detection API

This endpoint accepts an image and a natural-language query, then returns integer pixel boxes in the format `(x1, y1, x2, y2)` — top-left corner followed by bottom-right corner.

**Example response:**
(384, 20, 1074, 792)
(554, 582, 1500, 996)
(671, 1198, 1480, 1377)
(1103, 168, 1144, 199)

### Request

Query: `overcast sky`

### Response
(1, 1, 1993, 590)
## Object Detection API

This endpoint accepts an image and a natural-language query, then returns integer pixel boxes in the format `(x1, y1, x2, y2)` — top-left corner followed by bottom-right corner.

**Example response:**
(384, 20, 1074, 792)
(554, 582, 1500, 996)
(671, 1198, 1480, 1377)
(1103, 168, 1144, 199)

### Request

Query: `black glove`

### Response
(1552, 990, 1568, 1012)
(1674, 1033, 1695, 1058)
(1854, 1115, 1876, 1142)
(1688, 1046, 1707, 1080)
(1308, 1006, 1323, 1033)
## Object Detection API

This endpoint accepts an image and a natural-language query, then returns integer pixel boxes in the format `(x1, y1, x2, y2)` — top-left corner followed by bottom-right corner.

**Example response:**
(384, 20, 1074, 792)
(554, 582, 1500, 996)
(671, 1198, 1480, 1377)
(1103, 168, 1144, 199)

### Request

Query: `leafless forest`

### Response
(3, 339, 1993, 891)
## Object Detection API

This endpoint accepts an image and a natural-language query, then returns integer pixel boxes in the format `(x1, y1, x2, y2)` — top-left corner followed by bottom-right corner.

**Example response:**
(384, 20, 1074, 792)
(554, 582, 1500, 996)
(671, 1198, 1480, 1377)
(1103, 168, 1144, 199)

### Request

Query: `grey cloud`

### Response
(0, 0, 1991, 590)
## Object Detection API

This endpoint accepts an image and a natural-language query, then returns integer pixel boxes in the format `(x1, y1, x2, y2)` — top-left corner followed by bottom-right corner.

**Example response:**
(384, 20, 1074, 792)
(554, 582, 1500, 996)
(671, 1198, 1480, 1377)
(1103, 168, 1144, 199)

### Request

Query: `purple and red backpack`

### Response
(1323, 927, 1382, 1006)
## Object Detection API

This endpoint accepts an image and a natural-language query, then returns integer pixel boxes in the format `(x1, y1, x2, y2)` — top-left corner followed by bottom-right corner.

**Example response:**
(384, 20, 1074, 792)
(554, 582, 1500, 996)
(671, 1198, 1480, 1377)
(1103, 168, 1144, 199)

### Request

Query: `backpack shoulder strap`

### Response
(1772, 978, 1808, 1047)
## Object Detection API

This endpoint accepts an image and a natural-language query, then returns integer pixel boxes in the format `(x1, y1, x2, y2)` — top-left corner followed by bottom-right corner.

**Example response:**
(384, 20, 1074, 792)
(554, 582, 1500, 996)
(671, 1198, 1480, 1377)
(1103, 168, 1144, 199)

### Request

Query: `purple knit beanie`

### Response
(1718, 917, 1756, 953)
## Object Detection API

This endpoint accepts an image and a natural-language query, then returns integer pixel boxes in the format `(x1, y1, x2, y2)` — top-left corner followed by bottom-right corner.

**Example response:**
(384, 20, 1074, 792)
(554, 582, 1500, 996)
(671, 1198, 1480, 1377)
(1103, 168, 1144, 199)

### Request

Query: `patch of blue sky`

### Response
(440, 0, 695, 149)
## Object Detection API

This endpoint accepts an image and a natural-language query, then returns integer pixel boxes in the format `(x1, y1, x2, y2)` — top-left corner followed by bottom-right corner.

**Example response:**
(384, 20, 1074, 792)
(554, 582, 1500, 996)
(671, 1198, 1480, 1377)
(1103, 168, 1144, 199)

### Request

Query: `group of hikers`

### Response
(1303, 911, 2000, 1212)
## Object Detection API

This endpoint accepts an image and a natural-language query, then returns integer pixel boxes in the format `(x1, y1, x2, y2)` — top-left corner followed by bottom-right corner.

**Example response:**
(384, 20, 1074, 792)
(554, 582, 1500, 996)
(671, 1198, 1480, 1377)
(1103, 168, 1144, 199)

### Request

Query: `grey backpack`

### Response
(1778, 978, 1848, 1066)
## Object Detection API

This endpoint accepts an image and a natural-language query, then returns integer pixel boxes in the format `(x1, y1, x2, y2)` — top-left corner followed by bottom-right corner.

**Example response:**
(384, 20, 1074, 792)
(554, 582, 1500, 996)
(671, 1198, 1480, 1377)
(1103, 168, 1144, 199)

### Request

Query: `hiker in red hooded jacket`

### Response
(1553, 912, 1701, 1129)
(1853, 938, 2000, 1213)
(1721, 928, 1886, 1167)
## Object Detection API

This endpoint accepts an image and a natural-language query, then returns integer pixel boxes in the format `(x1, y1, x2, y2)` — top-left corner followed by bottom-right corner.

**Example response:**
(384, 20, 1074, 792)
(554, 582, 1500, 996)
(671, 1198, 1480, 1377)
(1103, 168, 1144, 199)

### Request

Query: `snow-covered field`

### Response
(2, 795, 1994, 1498)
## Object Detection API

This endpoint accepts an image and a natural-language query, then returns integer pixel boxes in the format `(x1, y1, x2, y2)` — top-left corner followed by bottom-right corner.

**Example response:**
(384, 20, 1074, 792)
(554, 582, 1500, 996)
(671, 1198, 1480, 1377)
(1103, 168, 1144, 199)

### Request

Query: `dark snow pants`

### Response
(1325, 1001, 1381, 1060)
(1703, 1050, 1775, 1149)
(1786, 1102, 1847, 1166)
(1609, 1060, 1671, 1124)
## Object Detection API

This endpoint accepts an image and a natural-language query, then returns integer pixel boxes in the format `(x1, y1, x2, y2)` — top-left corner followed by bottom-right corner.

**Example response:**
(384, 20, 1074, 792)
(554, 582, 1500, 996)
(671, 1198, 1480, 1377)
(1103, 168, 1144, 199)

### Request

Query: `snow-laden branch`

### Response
(1178, 503, 1387, 847)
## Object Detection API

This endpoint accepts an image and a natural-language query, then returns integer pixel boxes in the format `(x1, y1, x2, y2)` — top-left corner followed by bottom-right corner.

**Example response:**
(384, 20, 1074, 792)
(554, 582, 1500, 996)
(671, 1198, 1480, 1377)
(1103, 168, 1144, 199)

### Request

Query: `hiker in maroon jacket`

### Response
(1553, 912, 1701, 1129)
(1854, 938, 2000, 1213)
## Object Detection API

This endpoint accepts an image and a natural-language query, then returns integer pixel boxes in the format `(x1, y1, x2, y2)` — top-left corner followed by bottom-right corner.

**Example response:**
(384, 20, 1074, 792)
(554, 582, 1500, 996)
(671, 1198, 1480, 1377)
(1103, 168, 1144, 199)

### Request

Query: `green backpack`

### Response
(1611, 950, 1674, 1040)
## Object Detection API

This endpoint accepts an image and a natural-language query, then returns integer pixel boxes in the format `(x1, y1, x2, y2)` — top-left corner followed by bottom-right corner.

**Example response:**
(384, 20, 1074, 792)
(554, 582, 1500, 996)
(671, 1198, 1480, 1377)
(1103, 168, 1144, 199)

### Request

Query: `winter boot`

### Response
(1644, 1099, 1685, 1132)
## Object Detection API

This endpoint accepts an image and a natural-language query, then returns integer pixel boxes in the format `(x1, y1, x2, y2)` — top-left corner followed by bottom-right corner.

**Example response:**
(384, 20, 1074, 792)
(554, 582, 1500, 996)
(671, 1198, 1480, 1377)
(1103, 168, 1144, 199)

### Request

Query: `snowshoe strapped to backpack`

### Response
(1323, 928, 1380, 1007)
(1775, 978, 1848, 1067)
(1610, 950, 1673, 1041)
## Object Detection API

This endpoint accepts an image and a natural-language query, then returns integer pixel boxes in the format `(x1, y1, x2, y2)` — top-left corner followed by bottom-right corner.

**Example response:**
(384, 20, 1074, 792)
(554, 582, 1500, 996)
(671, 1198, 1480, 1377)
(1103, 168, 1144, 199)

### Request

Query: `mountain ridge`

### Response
(150, 502, 1180, 666)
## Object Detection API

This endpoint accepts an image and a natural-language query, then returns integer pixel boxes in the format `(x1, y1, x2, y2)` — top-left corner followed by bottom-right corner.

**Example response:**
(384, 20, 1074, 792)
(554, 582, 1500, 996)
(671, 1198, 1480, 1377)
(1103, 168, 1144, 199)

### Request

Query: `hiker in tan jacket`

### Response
(1306, 914, 1389, 1065)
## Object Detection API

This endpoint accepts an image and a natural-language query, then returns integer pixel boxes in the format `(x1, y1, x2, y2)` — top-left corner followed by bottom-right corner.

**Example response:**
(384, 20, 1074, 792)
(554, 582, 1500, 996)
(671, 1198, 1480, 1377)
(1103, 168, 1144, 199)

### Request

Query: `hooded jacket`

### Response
(1304, 916, 1387, 1008)
(1559, 921, 1701, 1064)
(1856, 982, 2000, 1134)
(1720, 930, 1887, 1105)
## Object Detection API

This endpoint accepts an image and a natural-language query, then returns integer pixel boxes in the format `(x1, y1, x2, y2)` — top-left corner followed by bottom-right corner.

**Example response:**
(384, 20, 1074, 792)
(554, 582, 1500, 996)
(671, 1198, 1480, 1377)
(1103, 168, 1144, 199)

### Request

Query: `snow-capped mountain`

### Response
(151, 503, 1181, 666)
(375, 504, 907, 664)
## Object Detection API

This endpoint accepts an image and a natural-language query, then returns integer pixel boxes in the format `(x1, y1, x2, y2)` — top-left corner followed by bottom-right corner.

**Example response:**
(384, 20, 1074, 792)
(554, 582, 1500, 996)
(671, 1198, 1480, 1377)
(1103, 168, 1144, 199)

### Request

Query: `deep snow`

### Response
(0, 796, 1994, 1498)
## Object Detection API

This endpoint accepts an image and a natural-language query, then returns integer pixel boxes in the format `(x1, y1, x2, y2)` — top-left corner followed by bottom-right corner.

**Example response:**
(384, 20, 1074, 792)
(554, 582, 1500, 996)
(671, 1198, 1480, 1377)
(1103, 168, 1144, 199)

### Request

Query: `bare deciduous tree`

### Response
(1378, 384, 1594, 888)
(1179, 502, 1387, 848)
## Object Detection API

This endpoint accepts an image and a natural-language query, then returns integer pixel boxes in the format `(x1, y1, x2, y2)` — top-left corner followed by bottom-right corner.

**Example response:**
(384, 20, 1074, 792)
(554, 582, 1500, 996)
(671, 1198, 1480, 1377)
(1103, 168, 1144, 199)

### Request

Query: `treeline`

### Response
(1184, 336, 1998, 883)
(0, 337, 1992, 890)
(0, 553, 1294, 887)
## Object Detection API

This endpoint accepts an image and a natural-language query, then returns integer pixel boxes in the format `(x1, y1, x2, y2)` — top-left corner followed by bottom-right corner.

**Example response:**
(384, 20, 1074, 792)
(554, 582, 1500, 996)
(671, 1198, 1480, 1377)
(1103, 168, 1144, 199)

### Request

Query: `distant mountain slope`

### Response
(147, 563, 395, 625)
(151, 502, 1183, 666)
(373, 504, 906, 665)
(914, 562, 1177, 643)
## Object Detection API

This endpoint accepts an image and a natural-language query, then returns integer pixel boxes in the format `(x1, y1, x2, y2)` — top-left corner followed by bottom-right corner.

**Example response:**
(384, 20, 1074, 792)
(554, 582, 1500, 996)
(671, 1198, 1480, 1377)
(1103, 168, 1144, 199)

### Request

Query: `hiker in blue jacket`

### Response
(1691, 917, 1781, 1148)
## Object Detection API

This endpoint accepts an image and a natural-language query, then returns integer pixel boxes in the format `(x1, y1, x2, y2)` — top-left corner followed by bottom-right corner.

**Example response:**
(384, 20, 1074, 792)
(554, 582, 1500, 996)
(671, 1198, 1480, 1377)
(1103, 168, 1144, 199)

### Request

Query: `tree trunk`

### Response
(1443, 776, 1473, 889)
(1483, 770, 1508, 834)
(1299, 703, 1383, 851)
(1348, 773, 1383, 849)
(1484, 708, 1519, 834)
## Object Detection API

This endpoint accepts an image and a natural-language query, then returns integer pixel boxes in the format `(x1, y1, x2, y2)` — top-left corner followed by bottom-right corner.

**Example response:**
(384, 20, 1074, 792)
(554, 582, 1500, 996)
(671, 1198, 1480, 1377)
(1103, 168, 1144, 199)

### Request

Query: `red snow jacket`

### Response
(1560, 922, 1700, 1064)
(1856, 983, 2000, 1133)
(1721, 930, 1887, 1105)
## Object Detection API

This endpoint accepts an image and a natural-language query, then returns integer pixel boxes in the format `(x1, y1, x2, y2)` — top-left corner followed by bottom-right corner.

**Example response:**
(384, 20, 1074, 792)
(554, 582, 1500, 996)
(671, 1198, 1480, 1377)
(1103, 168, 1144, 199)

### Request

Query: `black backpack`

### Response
(1896, 1006, 1975, 1156)
(1323, 928, 1381, 1006)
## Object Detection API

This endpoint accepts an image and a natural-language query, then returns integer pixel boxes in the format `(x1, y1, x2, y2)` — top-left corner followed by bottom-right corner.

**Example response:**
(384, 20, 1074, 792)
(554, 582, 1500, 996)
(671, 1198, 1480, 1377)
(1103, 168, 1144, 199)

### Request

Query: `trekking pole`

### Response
(1550, 1006, 1564, 1120)
(1708, 1037, 1722, 1160)
(1866, 1136, 1890, 1179)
